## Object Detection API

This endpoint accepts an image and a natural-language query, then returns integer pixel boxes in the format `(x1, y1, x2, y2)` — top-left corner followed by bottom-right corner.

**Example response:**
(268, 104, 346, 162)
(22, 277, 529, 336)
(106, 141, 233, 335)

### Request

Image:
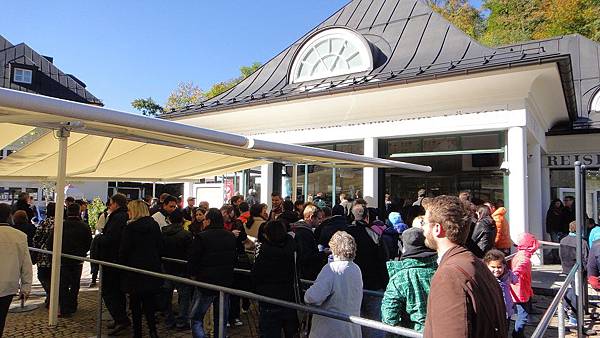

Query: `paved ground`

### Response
(4, 263, 600, 337)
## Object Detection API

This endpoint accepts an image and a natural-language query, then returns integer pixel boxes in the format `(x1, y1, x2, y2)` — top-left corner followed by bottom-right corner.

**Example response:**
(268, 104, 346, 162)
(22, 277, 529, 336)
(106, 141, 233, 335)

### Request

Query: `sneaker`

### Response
(226, 323, 231, 328)
(232, 318, 243, 327)
(567, 317, 577, 327)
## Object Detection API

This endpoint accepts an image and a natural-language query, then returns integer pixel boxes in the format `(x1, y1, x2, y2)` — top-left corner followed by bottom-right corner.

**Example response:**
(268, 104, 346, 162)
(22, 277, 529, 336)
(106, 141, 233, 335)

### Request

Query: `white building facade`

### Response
(166, 0, 600, 243)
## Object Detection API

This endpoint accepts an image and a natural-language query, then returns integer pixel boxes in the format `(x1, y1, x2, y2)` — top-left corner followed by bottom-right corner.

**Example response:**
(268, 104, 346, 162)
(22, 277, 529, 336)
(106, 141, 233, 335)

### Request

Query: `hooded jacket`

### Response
(381, 255, 437, 332)
(291, 220, 326, 280)
(470, 216, 497, 254)
(251, 235, 297, 301)
(316, 215, 347, 248)
(510, 233, 539, 303)
(492, 207, 511, 249)
(162, 222, 193, 276)
(118, 216, 164, 294)
(346, 220, 389, 290)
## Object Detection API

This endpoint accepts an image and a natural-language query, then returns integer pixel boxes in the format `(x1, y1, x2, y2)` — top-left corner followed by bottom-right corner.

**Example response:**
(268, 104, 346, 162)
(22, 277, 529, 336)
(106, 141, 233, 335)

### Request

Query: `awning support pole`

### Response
(292, 164, 298, 202)
(304, 164, 309, 202)
(48, 127, 70, 326)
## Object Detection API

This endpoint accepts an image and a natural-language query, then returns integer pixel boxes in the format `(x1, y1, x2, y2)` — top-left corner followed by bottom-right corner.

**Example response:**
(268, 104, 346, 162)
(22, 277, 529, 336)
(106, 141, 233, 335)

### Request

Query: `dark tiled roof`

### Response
(0, 34, 102, 105)
(163, 0, 578, 119)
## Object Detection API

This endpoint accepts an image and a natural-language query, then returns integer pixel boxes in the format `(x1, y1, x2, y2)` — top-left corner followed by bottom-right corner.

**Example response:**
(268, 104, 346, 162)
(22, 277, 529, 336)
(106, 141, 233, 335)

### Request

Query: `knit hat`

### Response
(401, 227, 437, 259)
(388, 212, 408, 233)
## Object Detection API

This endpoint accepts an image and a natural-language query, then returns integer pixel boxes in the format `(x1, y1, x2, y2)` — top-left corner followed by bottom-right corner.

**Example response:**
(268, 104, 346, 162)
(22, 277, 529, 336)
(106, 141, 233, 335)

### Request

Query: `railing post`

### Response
(558, 298, 565, 338)
(575, 162, 585, 337)
(218, 291, 225, 338)
(96, 265, 103, 338)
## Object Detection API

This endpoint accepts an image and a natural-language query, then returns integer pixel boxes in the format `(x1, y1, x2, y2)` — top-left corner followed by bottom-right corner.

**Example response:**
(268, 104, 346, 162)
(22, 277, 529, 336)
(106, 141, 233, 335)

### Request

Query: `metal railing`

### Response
(530, 263, 578, 338)
(160, 256, 387, 298)
(28, 247, 423, 338)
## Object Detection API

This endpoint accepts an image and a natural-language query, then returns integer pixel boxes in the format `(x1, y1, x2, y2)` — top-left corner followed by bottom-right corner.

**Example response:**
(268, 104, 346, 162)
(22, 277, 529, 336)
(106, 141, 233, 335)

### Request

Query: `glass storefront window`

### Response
(291, 141, 364, 205)
(549, 169, 600, 223)
(382, 132, 505, 204)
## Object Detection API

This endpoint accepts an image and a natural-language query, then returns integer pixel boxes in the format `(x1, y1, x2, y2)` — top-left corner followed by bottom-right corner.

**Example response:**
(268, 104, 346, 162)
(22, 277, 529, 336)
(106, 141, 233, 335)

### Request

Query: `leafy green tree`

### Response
(480, 0, 543, 46)
(131, 97, 164, 117)
(532, 0, 600, 41)
(427, 0, 484, 39)
(205, 62, 262, 99)
(165, 81, 205, 110)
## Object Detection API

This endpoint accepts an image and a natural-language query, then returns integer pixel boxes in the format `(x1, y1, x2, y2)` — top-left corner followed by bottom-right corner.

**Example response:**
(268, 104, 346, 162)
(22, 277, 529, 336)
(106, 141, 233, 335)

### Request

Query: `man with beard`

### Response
(422, 195, 507, 338)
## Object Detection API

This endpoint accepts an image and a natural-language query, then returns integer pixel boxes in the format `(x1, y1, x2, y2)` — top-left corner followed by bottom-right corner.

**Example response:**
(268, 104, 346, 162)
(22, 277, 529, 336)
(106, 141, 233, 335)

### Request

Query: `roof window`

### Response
(290, 28, 373, 84)
(13, 67, 33, 84)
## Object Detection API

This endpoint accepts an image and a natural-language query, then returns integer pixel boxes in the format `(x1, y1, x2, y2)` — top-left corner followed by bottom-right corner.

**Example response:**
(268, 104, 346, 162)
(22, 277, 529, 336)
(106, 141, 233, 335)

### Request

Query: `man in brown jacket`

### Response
(423, 195, 507, 338)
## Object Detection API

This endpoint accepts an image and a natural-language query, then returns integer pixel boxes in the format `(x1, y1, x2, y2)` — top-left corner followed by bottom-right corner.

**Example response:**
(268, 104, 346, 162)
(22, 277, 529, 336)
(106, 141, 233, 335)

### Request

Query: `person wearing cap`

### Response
(381, 227, 437, 332)
(183, 197, 196, 222)
(413, 189, 427, 206)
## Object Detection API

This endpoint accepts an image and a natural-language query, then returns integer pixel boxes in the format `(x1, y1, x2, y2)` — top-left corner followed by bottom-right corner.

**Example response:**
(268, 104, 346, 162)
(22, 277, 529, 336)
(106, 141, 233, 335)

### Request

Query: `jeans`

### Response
(37, 267, 51, 306)
(59, 264, 83, 314)
(361, 294, 384, 338)
(0, 295, 13, 338)
(129, 292, 157, 338)
(258, 302, 299, 338)
(102, 268, 129, 324)
(564, 281, 578, 319)
(513, 300, 531, 338)
(190, 288, 229, 338)
(164, 280, 193, 327)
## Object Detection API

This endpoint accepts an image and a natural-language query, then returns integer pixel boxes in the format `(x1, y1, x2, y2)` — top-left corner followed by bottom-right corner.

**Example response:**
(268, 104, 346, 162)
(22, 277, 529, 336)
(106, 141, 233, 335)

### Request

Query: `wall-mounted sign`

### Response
(545, 153, 600, 168)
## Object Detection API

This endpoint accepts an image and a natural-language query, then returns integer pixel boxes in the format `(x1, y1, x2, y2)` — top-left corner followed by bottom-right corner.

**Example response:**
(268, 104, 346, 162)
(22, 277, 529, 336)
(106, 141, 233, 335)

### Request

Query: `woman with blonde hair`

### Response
(119, 200, 164, 338)
(304, 231, 363, 338)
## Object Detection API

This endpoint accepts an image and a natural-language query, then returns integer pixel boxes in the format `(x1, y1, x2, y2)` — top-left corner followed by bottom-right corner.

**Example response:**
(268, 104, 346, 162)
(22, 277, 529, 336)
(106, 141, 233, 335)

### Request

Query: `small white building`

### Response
(165, 0, 600, 242)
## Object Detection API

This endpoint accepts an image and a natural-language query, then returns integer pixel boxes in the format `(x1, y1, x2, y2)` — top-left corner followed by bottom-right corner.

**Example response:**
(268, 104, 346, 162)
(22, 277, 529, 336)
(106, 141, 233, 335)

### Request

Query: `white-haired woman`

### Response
(304, 231, 363, 338)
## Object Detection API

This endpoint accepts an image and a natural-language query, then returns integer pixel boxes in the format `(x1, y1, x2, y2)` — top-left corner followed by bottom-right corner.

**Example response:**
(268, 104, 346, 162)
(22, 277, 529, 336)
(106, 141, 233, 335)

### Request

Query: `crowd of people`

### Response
(0, 188, 596, 338)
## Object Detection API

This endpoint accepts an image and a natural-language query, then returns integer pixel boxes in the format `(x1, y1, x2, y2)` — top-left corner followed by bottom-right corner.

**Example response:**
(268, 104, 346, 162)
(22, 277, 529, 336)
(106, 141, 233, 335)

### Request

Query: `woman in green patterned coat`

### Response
(381, 227, 437, 332)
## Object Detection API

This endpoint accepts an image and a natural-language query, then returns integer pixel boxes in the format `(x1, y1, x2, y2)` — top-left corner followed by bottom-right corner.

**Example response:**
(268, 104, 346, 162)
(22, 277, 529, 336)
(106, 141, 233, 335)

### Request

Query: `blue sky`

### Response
(2, 1, 482, 112)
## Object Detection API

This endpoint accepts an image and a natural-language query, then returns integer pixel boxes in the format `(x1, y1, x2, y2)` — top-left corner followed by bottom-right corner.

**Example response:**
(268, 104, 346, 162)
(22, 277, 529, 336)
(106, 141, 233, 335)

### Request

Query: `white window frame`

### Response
(290, 28, 373, 84)
(13, 68, 33, 84)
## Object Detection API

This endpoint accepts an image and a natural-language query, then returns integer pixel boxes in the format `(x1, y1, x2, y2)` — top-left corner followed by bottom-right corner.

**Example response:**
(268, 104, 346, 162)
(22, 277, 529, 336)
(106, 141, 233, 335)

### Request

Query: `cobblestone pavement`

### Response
(5, 262, 600, 337)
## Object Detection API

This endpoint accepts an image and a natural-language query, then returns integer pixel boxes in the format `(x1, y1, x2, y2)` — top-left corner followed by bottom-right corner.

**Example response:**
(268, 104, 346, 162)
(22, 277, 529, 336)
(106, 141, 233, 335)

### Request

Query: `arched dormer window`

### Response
(289, 28, 373, 84)
(591, 89, 600, 114)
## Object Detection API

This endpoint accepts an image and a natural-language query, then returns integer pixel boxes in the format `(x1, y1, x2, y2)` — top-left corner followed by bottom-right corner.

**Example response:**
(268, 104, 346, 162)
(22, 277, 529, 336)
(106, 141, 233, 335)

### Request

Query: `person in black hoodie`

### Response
(161, 209, 193, 330)
(119, 200, 164, 338)
(47, 203, 92, 316)
(98, 193, 131, 335)
(188, 208, 236, 338)
(251, 220, 299, 338)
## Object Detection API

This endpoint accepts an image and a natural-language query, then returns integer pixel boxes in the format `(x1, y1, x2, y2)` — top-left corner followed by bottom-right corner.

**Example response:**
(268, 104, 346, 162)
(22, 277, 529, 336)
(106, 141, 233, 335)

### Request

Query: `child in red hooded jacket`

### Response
(510, 233, 539, 338)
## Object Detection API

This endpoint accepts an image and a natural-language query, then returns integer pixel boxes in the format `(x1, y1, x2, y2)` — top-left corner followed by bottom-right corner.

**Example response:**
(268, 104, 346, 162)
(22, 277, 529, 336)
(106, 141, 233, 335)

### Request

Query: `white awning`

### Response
(0, 88, 431, 181)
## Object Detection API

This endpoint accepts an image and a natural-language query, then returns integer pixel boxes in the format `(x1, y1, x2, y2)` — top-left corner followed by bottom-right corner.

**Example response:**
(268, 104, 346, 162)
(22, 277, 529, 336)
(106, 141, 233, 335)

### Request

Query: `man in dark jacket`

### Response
(346, 203, 388, 338)
(252, 220, 299, 337)
(291, 204, 327, 281)
(182, 197, 196, 222)
(98, 193, 130, 334)
(47, 203, 92, 316)
(316, 204, 347, 248)
(188, 208, 236, 338)
(423, 195, 507, 338)
(560, 221, 589, 326)
(162, 209, 193, 329)
(11, 192, 34, 222)
(221, 204, 249, 327)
